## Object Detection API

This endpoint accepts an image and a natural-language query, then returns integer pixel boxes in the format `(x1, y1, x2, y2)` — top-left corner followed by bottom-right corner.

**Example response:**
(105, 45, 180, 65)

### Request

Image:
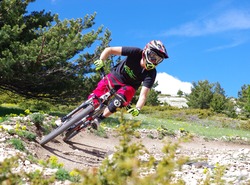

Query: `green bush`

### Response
(26, 169, 55, 185)
(17, 130, 37, 141)
(8, 129, 37, 141)
(8, 138, 25, 151)
(30, 112, 45, 125)
(0, 156, 24, 184)
(55, 168, 71, 181)
(237, 120, 250, 130)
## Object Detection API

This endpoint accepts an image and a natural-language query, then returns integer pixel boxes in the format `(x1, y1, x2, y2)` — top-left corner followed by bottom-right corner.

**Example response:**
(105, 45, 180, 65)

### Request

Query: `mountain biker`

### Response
(90, 40, 169, 129)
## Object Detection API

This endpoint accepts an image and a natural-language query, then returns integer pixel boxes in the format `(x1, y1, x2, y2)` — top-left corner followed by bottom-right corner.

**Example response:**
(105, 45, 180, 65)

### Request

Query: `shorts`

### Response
(88, 73, 136, 106)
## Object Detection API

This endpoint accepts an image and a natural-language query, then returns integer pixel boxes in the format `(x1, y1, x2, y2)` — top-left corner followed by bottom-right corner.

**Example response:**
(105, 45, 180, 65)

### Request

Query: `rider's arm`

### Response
(136, 86, 150, 110)
(100, 47, 122, 61)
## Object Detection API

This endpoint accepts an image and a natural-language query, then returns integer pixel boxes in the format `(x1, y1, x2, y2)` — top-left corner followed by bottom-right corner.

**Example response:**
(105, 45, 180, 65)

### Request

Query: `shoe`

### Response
(91, 118, 101, 130)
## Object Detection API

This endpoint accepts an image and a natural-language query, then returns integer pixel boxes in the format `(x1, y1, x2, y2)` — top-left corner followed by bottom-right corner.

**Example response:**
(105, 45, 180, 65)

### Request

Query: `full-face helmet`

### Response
(143, 40, 169, 70)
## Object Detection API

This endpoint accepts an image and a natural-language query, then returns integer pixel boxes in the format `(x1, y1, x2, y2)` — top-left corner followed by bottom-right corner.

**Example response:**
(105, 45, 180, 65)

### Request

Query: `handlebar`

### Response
(100, 68, 106, 78)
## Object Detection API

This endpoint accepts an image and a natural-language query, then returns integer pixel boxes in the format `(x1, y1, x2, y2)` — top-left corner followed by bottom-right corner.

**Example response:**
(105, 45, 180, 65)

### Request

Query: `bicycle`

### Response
(39, 68, 127, 145)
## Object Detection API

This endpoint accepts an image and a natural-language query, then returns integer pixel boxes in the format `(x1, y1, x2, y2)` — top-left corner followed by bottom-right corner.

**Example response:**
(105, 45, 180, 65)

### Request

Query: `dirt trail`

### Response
(36, 131, 250, 171)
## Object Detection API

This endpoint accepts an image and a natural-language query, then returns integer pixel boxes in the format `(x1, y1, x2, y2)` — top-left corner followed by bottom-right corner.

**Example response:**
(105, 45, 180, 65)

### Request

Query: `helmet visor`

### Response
(146, 49, 164, 65)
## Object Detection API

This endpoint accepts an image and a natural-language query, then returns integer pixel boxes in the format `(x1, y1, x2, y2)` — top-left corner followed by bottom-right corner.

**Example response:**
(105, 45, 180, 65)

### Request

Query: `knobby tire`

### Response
(63, 129, 80, 142)
(39, 105, 94, 145)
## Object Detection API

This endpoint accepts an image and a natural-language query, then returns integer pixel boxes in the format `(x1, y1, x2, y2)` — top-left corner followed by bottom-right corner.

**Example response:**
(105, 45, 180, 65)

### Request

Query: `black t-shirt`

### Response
(111, 47, 156, 90)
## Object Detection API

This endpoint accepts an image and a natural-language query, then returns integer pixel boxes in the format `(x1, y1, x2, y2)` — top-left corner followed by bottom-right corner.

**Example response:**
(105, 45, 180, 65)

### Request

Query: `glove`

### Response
(127, 107, 140, 117)
(94, 59, 104, 71)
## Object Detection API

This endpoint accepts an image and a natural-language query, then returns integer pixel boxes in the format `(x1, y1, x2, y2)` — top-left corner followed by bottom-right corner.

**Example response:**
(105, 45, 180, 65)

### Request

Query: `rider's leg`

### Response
(89, 74, 114, 129)
(91, 94, 126, 129)
(91, 87, 135, 129)
(99, 86, 136, 119)
(102, 108, 113, 117)
(88, 75, 111, 108)
(90, 74, 136, 129)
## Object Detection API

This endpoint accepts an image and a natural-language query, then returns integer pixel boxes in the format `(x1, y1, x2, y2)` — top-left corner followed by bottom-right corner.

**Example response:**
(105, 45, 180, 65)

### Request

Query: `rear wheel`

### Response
(39, 105, 94, 145)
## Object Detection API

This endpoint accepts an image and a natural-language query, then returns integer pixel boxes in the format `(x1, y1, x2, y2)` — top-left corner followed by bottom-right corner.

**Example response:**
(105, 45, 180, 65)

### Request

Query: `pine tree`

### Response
(210, 83, 226, 113)
(186, 80, 213, 109)
(0, 0, 111, 103)
(146, 82, 161, 106)
(238, 84, 250, 118)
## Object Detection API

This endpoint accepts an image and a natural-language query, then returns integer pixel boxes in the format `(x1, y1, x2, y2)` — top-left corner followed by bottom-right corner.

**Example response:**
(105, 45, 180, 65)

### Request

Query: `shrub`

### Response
(55, 168, 71, 181)
(48, 156, 64, 169)
(157, 125, 176, 139)
(0, 156, 23, 184)
(8, 129, 37, 141)
(69, 170, 81, 182)
(8, 138, 25, 151)
(237, 120, 250, 131)
(18, 130, 37, 141)
(26, 170, 55, 184)
(30, 112, 45, 125)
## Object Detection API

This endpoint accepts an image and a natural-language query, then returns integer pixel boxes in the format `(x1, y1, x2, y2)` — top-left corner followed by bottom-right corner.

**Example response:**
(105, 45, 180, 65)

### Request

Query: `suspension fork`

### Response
(61, 98, 94, 122)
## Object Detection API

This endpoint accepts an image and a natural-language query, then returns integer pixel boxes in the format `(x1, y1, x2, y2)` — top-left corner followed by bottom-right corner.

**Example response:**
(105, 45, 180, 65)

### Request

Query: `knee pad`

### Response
(108, 94, 126, 113)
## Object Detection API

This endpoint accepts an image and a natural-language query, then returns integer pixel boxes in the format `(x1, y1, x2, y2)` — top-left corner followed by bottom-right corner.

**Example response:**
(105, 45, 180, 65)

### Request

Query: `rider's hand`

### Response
(127, 107, 140, 117)
(94, 59, 104, 71)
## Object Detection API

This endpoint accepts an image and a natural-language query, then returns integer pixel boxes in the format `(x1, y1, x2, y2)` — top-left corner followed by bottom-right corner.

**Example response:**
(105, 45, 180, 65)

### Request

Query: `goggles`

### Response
(145, 49, 164, 65)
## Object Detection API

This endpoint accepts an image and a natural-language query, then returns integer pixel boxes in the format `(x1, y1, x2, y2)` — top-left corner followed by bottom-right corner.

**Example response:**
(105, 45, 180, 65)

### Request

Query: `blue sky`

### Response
(27, 0, 250, 98)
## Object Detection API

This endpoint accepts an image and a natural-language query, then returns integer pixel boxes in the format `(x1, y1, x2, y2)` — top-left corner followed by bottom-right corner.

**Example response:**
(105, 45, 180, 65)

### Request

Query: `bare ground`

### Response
(35, 130, 250, 171)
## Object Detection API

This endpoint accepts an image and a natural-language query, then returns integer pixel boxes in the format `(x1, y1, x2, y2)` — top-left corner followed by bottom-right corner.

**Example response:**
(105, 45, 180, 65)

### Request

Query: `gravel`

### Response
(1, 117, 250, 185)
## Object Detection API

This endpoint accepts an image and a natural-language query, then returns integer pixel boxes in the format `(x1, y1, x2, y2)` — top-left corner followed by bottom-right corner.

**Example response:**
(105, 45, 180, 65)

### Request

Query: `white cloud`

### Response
(155, 72, 192, 95)
(206, 38, 246, 51)
(164, 9, 250, 37)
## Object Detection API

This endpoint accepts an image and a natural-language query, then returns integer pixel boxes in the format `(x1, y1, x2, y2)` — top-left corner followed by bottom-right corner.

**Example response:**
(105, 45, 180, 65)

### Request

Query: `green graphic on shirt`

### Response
(124, 65, 136, 80)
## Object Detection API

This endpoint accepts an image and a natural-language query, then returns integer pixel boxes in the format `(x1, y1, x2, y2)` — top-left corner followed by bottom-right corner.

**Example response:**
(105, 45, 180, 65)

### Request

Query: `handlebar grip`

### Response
(100, 67, 106, 77)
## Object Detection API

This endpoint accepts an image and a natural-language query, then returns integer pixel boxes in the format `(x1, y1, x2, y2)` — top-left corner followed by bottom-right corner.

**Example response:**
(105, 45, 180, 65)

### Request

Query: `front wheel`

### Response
(39, 105, 94, 145)
(63, 128, 80, 142)
(63, 119, 91, 142)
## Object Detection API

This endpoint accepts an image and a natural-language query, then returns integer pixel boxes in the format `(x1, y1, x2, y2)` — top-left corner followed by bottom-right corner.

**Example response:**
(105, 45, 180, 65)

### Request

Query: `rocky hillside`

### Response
(1, 115, 250, 184)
